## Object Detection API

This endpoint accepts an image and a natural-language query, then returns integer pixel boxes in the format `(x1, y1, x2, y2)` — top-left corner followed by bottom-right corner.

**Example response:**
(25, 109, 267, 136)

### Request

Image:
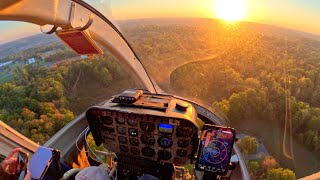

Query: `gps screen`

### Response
(196, 127, 235, 175)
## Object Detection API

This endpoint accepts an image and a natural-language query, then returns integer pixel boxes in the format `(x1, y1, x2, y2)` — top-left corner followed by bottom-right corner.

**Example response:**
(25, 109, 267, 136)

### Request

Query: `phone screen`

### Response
(16, 151, 29, 180)
(195, 125, 235, 175)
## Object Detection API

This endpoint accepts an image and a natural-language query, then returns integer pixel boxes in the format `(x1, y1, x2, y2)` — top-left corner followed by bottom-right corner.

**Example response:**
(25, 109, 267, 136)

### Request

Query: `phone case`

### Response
(29, 147, 53, 179)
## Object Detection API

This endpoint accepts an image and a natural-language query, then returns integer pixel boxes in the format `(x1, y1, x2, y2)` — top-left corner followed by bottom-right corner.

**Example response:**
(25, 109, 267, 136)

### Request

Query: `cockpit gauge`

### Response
(129, 138, 139, 146)
(177, 139, 189, 148)
(140, 122, 155, 132)
(117, 126, 126, 135)
(158, 150, 172, 160)
(142, 147, 156, 157)
(141, 133, 155, 145)
(101, 116, 113, 125)
(177, 126, 194, 137)
(130, 147, 140, 155)
(128, 128, 138, 137)
(158, 124, 174, 134)
(116, 117, 125, 124)
(118, 136, 128, 144)
(177, 149, 188, 157)
(128, 119, 138, 126)
(158, 136, 173, 148)
(120, 145, 129, 153)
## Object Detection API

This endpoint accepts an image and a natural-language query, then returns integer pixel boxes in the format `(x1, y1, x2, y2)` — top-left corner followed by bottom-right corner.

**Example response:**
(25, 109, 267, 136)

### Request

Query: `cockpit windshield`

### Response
(0, 0, 320, 179)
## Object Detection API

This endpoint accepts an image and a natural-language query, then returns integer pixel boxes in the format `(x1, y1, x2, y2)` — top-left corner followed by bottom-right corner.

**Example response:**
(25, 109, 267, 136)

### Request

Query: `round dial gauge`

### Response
(158, 150, 172, 160)
(117, 126, 126, 135)
(141, 133, 155, 145)
(129, 138, 139, 146)
(178, 139, 189, 148)
(158, 136, 173, 148)
(177, 126, 194, 137)
(120, 145, 129, 153)
(177, 149, 188, 157)
(116, 117, 125, 124)
(101, 116, 113, 125)
(130, 147, 140, 155)
(128, 119, 138, 126)
(128, 128, 138, 137)
(142, 147, 156, 157)
(118, 136, 127, 144)
(140, 122, 155, 132)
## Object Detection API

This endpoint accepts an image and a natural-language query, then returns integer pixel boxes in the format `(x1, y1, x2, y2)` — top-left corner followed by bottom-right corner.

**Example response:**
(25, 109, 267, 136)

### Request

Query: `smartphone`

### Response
(195, 125, 236, 175)
(29, 147, 53, 179)
(16, 151, 29, 180)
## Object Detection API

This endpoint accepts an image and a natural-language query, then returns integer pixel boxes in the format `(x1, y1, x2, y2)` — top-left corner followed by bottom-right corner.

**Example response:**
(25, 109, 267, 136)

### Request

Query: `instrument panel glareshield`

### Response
(85, 90, 201, 167)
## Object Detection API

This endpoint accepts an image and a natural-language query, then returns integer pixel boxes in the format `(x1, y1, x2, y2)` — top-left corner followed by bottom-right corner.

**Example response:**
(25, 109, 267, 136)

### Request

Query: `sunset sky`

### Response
(0, 0, 319, 43)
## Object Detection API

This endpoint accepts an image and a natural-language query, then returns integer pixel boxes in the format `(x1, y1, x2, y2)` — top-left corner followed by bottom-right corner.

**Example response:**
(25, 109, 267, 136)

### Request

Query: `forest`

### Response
(0, 54, 135, 144)
(0, 18, 320, 178)
(120, 19, 320, 178)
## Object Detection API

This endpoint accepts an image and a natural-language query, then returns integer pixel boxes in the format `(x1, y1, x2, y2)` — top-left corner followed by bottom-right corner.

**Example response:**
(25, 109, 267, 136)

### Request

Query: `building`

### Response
(27, 58, 36, 64)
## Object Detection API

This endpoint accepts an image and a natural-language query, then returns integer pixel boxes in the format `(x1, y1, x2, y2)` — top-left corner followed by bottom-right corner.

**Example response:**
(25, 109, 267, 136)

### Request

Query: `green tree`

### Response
(248, 161, 260, 177)
(267, 168, 296, 180)
(237, 136, 258, 154)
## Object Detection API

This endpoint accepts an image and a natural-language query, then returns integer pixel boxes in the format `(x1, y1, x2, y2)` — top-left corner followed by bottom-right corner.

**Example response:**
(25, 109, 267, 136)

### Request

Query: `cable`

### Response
(84, 127, 105, 164)
(75, 126, 90, 153)
(84, 129, 120, 179)
(83, 127, 120, 178)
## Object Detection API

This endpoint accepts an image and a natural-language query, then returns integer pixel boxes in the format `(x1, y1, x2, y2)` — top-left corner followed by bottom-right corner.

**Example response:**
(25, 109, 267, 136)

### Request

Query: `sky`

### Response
(0, 0, 319, 43)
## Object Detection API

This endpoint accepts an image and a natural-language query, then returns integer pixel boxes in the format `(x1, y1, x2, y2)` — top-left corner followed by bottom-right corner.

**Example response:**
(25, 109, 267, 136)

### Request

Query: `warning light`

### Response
(56, 30, 103, 55)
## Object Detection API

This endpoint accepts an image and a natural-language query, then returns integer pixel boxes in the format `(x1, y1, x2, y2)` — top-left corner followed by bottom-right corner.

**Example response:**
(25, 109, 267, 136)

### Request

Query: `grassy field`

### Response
(0, 74, 13, 84)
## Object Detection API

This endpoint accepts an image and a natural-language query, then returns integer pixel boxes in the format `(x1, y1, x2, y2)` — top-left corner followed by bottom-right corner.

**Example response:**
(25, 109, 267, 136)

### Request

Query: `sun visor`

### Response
(56, 29, 103, 55)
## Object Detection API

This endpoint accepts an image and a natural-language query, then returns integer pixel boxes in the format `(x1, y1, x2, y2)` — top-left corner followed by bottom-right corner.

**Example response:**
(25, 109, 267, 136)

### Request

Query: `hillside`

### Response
(0, 33, 59, 58)
(120, 18, 320, 87)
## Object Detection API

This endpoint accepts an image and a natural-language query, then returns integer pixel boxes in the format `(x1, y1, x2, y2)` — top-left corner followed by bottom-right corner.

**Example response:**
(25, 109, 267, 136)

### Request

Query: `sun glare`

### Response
(215, 0, 246, 22)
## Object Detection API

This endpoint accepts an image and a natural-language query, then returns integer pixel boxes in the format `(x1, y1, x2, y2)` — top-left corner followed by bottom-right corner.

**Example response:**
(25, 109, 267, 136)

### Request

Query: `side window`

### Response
(0, 21, 143, 144)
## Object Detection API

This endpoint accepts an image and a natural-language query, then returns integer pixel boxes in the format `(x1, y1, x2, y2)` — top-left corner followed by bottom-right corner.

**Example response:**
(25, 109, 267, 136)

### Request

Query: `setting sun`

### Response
(215, 0, 246, 22)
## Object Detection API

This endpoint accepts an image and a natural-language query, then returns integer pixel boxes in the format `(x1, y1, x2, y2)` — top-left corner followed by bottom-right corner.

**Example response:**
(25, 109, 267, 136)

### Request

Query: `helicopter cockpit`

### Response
(0, 0, 253, 179)
(83, 89, 237, 179)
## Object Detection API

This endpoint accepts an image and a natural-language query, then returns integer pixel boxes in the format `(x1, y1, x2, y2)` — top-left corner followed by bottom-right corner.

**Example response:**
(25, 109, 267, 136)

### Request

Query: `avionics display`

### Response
(195, 125, 236, 175)
(158, 124, 173, 133)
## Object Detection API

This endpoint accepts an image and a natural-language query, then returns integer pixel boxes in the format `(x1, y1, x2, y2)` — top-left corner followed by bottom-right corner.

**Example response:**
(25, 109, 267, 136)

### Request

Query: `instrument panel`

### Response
(86, 107, 199, 166)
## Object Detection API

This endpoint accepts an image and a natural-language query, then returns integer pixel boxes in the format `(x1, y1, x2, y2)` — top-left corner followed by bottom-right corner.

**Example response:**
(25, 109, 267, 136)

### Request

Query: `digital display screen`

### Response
(196, 127, 235, 175)
(16, 151, 28, 180)
(158, 124, 173, 133)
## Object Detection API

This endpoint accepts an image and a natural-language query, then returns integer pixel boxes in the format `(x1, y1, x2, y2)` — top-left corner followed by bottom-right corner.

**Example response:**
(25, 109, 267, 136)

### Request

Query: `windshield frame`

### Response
(0, 0, 157, 93)
(0, 1, 250, 179)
